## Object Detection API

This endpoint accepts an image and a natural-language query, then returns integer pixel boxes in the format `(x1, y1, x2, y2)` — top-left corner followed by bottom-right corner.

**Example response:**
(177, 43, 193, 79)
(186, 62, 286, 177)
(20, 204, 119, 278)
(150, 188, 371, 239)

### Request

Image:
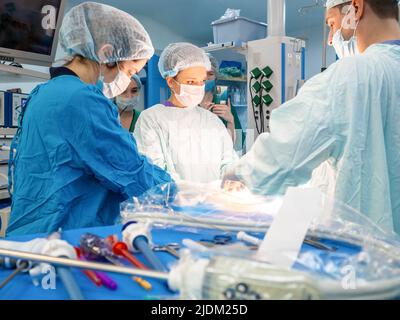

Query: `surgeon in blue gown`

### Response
(7, 2, 172, 236)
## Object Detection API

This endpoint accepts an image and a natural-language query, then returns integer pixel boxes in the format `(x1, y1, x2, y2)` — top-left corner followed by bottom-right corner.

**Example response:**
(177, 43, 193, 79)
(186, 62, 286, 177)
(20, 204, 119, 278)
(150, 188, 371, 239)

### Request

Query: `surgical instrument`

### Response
(199, 235, 233, 246)
(0, 260, 30, 289)
(94, 271, 118, 290)
(105, 236, 152, 291)
(74, 247, 102, 287)
(108, 238, 148, 270)
(153, 243, 180, 259)
(122, 222, 168, 272)
(50, 230, 84, 300)
(81, 233, 149, 290)
(237, 231, 337, 252)
(0, 247, 169, 281)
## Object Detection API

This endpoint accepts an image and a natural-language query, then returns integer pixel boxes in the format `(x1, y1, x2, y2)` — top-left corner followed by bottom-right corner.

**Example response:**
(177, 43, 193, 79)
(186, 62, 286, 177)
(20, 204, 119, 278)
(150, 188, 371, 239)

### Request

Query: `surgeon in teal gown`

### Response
(7, 3, 172, 236)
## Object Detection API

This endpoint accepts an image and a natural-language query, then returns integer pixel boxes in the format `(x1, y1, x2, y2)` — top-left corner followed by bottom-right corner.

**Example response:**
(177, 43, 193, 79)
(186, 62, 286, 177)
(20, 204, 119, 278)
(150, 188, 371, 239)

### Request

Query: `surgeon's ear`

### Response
(352, 0, 364, 21)
(166, 77, 174, 89)
(167, 77, 181, 95)
(97, 44, 116, 63)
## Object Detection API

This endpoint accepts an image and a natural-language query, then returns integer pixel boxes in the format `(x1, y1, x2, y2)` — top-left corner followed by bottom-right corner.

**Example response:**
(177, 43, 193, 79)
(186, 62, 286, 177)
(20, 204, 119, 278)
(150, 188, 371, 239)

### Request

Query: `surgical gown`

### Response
(232, 44, 400, 235)
(7, 75, 172, 236)
(134, 104, 238, 183)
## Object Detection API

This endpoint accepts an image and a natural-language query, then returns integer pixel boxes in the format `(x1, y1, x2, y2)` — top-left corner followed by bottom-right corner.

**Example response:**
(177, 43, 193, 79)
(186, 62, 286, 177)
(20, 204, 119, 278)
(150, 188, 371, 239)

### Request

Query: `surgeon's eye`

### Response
(128, 69, 137, 78)
(106, 62, 117, 69)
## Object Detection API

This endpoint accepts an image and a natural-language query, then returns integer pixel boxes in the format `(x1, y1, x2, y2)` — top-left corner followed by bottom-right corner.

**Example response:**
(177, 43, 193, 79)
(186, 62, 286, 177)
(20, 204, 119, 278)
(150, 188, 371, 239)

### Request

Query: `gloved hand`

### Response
(200, 91, 214, 109)
(130, 182, 179, 209)
(221, 167, 246, 192)
(211, 99, 234, 124)
(222, 180, 247, 193)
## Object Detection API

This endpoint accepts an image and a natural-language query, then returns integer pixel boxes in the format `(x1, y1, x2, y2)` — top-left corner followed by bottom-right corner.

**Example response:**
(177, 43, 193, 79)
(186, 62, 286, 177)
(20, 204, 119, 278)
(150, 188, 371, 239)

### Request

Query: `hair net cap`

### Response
(59, 2, 154, 64)
(325, 0, 351, 10)
(131, 74, 142, 90)
(158, 42, 212, 78)
(207, 54, 219, 73)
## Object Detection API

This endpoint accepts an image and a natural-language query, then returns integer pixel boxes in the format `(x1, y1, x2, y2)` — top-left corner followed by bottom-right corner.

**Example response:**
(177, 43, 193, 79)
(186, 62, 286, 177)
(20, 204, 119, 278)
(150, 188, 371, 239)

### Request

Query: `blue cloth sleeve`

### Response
(61, 86, 172, 199)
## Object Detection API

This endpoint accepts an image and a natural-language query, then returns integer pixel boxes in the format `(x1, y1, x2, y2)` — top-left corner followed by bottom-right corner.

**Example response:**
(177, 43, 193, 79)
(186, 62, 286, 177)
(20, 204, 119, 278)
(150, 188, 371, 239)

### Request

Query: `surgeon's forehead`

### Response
(177, 66, 207, 79)
(325, 7, 339, 24)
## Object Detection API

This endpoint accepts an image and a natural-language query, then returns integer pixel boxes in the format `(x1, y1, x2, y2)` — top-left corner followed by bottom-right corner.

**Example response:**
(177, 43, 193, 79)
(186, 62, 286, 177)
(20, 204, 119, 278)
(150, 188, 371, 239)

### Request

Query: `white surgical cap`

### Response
(207, 54, 219, 72)
(59, 2, 154, 64)
(158, 42, 211, 78)
(325, 0, 352, 10)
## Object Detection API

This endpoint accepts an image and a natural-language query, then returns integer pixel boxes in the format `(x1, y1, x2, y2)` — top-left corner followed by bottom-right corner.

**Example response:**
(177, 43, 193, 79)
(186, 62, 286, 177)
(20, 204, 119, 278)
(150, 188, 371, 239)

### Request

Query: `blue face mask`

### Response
(116, 95, 140, 112)
(205, 79, 216, 93)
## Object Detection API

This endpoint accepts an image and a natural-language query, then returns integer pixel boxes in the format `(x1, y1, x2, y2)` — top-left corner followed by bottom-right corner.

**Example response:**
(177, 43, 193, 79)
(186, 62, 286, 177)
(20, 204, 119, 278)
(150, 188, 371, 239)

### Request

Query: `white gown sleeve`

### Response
(232, 69, 338, 195)
(134, 108, 181, 180)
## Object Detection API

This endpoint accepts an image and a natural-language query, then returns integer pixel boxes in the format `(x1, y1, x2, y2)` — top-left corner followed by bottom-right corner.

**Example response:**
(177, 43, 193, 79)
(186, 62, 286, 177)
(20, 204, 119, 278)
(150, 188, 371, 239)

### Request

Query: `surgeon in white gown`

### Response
(224, 0, 400, 235)
(134, 43, 238, 183)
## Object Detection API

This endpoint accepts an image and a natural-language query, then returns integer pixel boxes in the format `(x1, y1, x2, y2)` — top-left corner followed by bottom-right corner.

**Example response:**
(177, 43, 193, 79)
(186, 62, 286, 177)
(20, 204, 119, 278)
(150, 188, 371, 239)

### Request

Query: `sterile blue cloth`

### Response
(0, 223, 363, 300)
(233, 44, 400, 235)
(7, 75, 172, 236)
(0, 225, 177, 300)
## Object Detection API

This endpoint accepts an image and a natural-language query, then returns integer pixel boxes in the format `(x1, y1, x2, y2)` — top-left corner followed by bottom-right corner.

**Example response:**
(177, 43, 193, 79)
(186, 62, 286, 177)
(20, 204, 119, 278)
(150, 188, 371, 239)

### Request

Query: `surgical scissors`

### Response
(200, 234, 336, 252)
(199, 235, 233, 246)
(153, 243, 180, 259)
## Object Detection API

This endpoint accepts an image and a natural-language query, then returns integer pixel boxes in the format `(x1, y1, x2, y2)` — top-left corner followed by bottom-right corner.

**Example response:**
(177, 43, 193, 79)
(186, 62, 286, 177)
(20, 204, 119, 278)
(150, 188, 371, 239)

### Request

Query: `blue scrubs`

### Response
(7, 69, 172, 236)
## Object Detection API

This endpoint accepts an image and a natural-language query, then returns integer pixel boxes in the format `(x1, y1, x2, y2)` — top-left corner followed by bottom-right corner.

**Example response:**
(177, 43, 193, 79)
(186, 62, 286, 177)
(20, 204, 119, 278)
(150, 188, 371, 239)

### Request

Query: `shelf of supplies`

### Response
(231, 104, 248, 108)
(217, 76, 247, 83)
(202, 41, 247, 55)
(0, 189, 10, 200)
(0, 64, 49, 83)
(0, 162, 9, 200)
(0, 128, 17, 137)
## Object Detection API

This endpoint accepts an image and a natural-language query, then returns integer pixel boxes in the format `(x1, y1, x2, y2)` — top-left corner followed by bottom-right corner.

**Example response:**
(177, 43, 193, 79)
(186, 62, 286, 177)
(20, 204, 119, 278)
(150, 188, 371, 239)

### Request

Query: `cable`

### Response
(249, 77, 262, 135)
(259, 75, 265, 133)
(321, 15, 328, 72)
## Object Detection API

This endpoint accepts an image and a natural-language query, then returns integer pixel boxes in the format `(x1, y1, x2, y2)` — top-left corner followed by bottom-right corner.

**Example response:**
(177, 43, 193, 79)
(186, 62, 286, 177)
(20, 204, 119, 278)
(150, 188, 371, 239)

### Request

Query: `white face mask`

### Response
(332, 28, 359, 59)
(172, 80, 205, 108)
(116, 95, 140, 112)
(332, 6, 360, 59)
(100, 63, 132, 99)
